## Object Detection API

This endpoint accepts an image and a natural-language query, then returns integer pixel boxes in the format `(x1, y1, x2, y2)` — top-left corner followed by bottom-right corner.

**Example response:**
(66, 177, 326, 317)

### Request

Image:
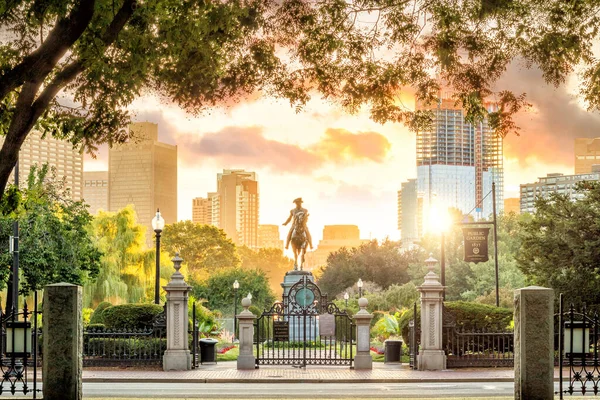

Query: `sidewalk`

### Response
(82, 361, 516, 383)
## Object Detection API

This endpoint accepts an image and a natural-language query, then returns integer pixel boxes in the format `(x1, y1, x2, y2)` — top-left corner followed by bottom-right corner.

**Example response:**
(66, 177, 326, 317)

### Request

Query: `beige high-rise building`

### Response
(304, 225, 369, 271)
(503, 197, 520, 214)
(109, 122, 177, 242)
(574, 138, 600, 174)
(0, 130, 84, 199)
(83, 171, 109, 214)
(192, 196, 213, 225)
(213, 169, 259, 248)
(258, 224, 283, 249)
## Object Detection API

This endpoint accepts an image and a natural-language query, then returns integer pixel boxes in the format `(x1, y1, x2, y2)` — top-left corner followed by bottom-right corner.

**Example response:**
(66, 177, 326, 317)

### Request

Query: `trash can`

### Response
(199, 338, 219, 364)
(384, 340, 403, 363)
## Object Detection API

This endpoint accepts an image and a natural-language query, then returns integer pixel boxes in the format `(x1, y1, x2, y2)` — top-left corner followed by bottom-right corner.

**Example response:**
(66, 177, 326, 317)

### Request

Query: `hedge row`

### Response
(101, 304, 164, 330)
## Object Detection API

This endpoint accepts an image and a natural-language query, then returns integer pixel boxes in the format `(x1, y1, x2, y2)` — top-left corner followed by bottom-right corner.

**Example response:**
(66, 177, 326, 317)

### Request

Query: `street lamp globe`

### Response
(343, 292, 349, 301)
(233, 280, 239, 290)
(151, 209, 165, 232)
(247, 293, 252, 300)
(357, 278, 363, 288)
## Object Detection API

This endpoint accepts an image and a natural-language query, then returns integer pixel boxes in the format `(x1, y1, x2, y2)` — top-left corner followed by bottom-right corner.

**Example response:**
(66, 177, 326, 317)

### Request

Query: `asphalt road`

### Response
(81, 382, 513, 398)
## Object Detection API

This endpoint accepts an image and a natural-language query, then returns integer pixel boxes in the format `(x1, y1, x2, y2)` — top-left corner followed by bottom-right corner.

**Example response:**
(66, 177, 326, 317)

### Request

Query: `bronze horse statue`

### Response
(290, 211, 308, 270)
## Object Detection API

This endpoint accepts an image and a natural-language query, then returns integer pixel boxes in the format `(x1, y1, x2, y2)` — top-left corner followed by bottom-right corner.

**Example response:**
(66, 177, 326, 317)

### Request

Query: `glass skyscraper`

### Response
(416, 97, 503, 227)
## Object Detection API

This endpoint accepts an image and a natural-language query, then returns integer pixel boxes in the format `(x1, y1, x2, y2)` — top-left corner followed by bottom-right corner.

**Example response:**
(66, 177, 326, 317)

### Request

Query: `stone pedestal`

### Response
(417, 256, 446, 371)
(514, 286, 554, 400)
(281, 270, 314, 297)
(163, 254, 193, 371)
(281, 270, 318, 340)
(43, 283, 83, 400)
(353, 298, 373, 370)
(237, 297, 257, 370)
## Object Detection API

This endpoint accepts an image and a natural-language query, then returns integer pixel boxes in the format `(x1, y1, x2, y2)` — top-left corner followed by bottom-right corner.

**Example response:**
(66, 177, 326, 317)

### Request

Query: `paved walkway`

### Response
(83, 361, 516, 383)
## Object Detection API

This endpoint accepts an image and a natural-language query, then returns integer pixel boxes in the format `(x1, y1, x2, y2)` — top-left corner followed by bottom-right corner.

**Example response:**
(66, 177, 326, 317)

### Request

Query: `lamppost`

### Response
(151, 209, 165, 305)
(7, 156, 19, 313)
(233, 280, 239, 341)
(357, 278, 363, 298)
(344, 292, 349, 308)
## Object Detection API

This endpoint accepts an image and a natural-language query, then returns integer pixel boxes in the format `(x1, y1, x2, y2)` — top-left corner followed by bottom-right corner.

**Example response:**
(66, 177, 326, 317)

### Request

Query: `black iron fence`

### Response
(82, 326, 166, 367)
(82, 309, 166, 367)
(408, 302, 514, 369)
(556, 294, 600, 398)
(444, 326, 514, 367)
(0, 294, 41, 398)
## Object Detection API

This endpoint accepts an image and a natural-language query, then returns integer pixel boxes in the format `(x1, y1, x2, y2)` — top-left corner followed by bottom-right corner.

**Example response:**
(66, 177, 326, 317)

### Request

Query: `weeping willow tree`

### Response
(84, 205, 155, 307)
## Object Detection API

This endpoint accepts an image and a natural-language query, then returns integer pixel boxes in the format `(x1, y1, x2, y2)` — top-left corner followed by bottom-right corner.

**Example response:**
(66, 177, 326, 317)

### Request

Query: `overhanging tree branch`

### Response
(0, 0, 96, 103)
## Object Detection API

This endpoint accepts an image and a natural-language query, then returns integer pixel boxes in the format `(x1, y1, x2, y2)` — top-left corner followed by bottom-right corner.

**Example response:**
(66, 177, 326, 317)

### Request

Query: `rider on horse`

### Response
(283, 198, 314, 250)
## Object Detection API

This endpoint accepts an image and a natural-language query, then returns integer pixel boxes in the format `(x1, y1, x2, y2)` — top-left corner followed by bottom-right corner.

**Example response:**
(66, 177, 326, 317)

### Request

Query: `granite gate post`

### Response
(163, 253, 193, 371)
(43, 283, 83, 400)
(353, 297, 374, 370)
(237, 296, 256, 370)
(417, 255, 446, 371)
(514, 286, 554, 400)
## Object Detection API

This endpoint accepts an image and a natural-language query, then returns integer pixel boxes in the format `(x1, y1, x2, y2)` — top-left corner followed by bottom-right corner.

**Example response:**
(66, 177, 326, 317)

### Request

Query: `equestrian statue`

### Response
(283, 198, 313, 271)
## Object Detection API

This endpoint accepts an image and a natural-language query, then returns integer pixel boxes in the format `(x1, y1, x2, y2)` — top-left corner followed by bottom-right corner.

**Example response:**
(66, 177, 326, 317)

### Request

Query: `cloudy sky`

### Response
(84, 62, 600, 246)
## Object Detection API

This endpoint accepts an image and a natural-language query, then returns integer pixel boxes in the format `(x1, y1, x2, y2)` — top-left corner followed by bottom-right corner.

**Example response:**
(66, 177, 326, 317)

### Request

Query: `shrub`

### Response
(372, 313, 400, 342)
(89, 301, 112, 325)
(398, 301, 513, 345)
(102, 304, 164, 329)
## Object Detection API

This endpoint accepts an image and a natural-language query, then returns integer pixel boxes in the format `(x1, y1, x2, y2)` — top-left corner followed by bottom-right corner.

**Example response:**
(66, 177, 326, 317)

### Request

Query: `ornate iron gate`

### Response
(556, 293, 600, 398)
(0, 294, 41, 398)
(255, 276, 354, 368)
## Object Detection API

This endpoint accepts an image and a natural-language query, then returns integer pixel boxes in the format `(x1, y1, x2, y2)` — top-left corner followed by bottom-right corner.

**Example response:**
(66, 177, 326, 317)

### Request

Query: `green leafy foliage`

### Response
(102, 303, 164, 329)
(84, 205, 156, 307)
(4, 0, 600, 199)
(318, 240, 419, 299)
(162, 221, 240, 279)
(0, 165, 101, 293)
(193, 268, 275, 315)
(516, 181, 600, 306)
(89, 301, 113, 325)
(372, 314, 400, 342)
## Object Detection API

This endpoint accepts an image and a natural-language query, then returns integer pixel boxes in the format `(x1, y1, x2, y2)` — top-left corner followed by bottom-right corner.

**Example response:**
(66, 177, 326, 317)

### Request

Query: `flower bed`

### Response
(370, 346, 384, 355)
(218, 345, 236, 354)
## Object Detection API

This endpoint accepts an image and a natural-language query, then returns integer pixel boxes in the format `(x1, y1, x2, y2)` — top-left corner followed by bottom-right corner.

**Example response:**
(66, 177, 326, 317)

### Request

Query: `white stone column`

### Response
(237, 297, 256, 370)
(417, 255, 447, 371)
(353, 297, 373, 370)
(163, 253, 192, 371)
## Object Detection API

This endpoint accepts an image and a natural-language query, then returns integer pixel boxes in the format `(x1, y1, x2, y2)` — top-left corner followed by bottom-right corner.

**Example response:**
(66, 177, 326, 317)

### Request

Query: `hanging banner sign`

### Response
(463, 227, 490, 263)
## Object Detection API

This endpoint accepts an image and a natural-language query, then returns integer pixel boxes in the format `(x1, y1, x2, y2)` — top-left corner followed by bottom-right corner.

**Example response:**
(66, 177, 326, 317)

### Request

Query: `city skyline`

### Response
(77, 65, 596, 244)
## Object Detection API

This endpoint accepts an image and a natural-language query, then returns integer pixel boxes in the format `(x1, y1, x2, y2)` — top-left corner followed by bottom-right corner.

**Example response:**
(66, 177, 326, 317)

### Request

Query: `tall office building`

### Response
(574, 138, 600, 174)
(304, 225, 369, 271)
(192, 196, 213, 225)
(0, 130, 84, 199)
(213, 169, 259, 248)
(109, 122, 177, 242)
(520, 172, 600, 214)
(416, 97, 503, 229)
(398, 179, 423, 244)
(258, 225, 284, 249)
(503, 197, 520, 214)
(83, 171, 109, 214)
